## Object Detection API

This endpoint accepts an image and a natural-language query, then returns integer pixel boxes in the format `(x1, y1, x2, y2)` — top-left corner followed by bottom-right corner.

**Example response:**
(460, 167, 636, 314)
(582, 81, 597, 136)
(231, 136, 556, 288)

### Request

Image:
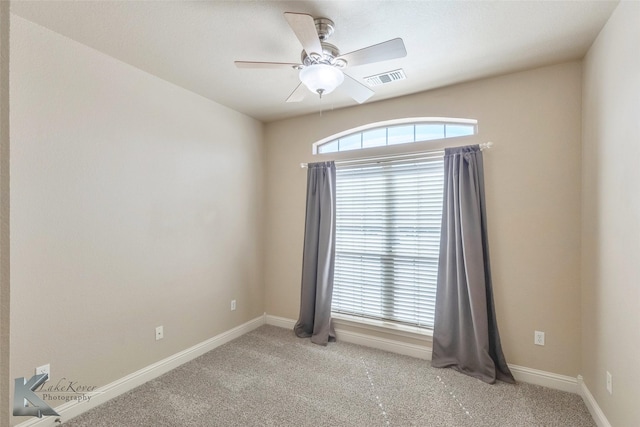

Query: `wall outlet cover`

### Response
(36, 364, 50, 379)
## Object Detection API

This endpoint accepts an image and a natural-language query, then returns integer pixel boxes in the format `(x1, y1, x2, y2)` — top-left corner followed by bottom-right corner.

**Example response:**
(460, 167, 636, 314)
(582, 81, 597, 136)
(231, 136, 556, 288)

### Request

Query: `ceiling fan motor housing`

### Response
(301, 42, 347, 68)
(299, 17, 347, 68)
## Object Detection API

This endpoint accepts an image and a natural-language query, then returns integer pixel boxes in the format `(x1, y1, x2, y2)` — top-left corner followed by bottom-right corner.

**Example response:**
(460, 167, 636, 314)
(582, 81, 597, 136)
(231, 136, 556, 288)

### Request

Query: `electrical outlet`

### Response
(155, 326, 164, 341)
(35, 364, 50, 380)
(534, 330, 545, 346)
(606, 371, 612, 394)
(231, 300, 236, 311)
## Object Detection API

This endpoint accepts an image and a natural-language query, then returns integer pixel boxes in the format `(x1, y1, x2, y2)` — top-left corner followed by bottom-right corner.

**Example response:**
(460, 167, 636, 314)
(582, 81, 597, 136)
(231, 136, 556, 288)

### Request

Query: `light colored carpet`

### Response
(62, 325, 595, 426)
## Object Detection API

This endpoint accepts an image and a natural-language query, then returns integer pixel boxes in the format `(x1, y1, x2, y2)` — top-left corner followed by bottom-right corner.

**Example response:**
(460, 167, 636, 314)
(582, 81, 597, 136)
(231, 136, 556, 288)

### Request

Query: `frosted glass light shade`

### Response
(299, 64, 344, 95)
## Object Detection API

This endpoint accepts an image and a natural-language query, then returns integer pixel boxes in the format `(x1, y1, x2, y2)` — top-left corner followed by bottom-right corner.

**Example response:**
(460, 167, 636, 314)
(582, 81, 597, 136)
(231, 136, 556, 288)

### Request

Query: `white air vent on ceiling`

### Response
(364, 69, 406, 87)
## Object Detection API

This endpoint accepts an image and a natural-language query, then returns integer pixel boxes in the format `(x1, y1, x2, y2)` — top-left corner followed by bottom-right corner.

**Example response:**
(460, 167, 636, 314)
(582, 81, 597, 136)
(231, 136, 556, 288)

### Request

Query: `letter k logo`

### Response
(13, 374, 60, 418)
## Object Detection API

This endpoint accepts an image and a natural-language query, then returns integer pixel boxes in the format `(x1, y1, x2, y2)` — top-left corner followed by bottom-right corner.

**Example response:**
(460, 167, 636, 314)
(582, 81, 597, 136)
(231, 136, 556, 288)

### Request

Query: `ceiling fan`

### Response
(235, 12, 407, 104)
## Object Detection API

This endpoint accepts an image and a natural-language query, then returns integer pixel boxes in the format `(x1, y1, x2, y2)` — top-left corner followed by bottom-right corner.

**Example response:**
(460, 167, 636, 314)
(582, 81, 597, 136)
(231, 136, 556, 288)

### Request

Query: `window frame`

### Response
(331, 151, 444, 331)
(313, 117, 478, 155)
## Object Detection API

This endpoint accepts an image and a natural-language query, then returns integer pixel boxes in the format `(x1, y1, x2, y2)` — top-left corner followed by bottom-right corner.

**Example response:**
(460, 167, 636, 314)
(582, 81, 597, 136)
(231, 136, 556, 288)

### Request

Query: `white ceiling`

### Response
(10, 1, 617, 123)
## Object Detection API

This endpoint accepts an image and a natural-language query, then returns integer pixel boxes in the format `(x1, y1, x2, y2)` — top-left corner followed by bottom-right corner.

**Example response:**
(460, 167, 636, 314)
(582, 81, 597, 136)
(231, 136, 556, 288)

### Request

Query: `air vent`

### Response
(364, 69, 406, 87)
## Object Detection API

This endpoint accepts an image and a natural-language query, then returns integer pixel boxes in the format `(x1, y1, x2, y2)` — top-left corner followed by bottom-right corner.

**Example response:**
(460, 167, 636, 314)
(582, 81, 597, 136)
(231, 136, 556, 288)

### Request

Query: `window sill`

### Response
(331, 313, 433, 341)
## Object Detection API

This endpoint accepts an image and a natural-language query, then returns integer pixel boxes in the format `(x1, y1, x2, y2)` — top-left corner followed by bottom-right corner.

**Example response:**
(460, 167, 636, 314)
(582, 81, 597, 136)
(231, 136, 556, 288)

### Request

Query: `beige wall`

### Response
(9, 16, 264, 425)
(582, 2, 640, 426)
(265, 61, 583, 377)
(1, 2, 10, 426)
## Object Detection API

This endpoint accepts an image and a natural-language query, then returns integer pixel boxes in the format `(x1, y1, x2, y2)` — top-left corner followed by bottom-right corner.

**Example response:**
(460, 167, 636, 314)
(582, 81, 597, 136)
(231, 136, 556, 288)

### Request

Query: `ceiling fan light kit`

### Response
(235, 12, 407, 104)
(299, 63, 344, 97)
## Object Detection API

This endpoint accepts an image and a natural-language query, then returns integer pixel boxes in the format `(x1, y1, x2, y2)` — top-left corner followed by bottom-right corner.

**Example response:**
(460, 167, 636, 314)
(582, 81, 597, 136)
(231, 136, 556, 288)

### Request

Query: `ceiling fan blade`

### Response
(339, 74, 374, 104)
(339, 38, 407, 67)
(286, 83, 307, 103)
(235, 61, 300, 69)
(284, 12, 323, 57)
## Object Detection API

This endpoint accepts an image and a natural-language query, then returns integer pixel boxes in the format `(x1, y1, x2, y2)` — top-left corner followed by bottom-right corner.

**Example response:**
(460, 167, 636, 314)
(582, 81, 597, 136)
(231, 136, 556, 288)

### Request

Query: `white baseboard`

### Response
(17, 314, 606, 427)
(264, 314, 296, 330)
(578, 376, 612, 427)
(335, 328, 432, 360)
(264, 315, 432, 359)
(507, 364, 578, 394)
(265, 315, 583, 394)
(16, 315, 266, 427)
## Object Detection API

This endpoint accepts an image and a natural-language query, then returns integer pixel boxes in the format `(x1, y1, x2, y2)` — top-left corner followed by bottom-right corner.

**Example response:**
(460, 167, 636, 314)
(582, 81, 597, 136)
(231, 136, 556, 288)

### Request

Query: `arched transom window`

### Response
(313, 117, 478, 154)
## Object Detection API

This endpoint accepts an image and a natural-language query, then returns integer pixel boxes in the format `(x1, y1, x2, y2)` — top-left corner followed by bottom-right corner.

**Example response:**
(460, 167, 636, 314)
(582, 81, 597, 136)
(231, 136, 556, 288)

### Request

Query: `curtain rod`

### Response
(300, 141, 494, 169)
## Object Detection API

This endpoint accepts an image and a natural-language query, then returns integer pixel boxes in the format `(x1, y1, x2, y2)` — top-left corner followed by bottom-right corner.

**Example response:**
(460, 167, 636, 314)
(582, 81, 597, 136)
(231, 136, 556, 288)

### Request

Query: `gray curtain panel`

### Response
(294, 161, 337, 345)
(431, 145, 515, 384)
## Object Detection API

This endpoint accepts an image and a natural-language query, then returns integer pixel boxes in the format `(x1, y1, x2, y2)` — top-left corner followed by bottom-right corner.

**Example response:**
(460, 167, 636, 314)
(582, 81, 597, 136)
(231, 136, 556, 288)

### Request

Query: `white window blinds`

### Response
(332, 152, 444, 329)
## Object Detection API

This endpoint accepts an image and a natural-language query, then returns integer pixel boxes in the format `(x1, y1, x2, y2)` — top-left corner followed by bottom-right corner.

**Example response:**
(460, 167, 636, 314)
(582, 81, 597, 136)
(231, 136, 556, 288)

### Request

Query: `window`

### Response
(331, 152, 444, 329)
(315, 118, 476, 154)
